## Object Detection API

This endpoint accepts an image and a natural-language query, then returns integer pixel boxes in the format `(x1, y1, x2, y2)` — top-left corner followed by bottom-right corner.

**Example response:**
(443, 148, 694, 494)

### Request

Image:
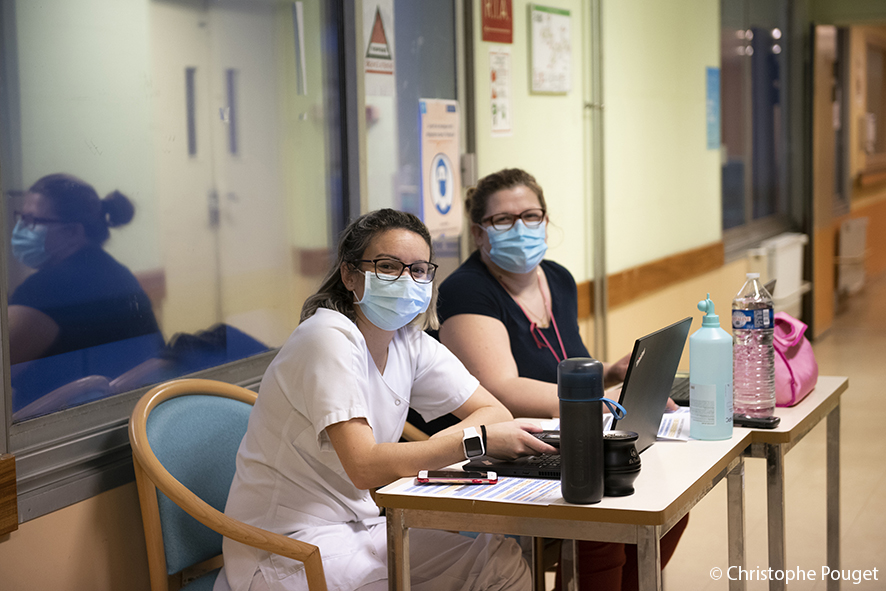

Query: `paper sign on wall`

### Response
(419, 99, 462, 238)
(490, 47, 513, 137)
(482, 0, 513, 44)
(706, 67, 721, 150)
(364, 1, 395, 96)
(530, 5, 571, 94)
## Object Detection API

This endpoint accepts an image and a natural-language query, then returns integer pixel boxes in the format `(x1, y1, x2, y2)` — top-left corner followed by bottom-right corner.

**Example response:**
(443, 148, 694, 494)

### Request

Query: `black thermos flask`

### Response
(558, 358, 605, 504)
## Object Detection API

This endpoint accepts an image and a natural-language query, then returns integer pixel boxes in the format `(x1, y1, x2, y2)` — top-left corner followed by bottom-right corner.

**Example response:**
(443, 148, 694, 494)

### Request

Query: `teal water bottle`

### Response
(690, 294, 734, 440)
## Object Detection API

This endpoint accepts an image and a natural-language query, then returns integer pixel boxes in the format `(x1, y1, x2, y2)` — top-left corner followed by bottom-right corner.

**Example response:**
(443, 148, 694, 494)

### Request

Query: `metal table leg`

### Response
(636, 525, 662, 591)
(561, 538, 577, 591)
(727, 458, 747, 591)
(827, 405, 841, 591)
(766, 444, 786, 591)
(531, 537, 545, 591)
(387, 509, 410, 591)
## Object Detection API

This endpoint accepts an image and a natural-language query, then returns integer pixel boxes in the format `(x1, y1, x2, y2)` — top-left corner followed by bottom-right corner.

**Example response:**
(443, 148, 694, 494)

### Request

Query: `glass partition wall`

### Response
(1, 0, 344, 422)
(721, 0, 793, 250)
(1, 0, 347, 518)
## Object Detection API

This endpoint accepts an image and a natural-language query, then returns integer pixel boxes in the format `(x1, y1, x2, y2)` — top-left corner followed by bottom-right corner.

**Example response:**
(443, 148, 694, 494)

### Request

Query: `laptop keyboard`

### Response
(671, 374, 690, 406)
(523, 454, 561, 479)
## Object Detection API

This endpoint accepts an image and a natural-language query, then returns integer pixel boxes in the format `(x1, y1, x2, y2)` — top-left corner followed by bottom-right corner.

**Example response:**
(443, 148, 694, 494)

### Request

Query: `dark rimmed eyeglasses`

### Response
(479, 208, 546, 231)
(13, 211, 67, 230)
(351, 258, 439, 284)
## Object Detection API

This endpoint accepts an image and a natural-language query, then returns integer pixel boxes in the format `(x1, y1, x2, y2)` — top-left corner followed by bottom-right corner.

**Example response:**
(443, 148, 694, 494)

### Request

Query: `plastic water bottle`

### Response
(732, 273, 775, 417)
(690, 294, 733, 440)
(558, 358, 605, 504)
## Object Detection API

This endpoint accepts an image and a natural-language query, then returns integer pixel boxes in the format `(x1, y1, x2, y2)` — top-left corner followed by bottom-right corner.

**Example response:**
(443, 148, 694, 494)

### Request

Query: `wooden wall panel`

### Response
(576, 279, 593, 319)
(813, 225, 837, 338)
(575, 242, 724, 319)
(608, 242, 724, 309)
(851, 198, 886, 277)
(0, 454, 17, 536)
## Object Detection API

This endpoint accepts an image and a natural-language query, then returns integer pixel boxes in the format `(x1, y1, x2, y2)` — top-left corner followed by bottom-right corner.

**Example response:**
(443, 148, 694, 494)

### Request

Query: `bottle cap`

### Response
(557, 358, 604, 401)
(746, 272, 760, 279)
(697, 293, 720, 327)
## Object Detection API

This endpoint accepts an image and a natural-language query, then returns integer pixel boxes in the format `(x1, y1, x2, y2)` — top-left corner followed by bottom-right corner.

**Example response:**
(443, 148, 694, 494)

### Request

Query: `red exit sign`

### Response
(482, 0, 513, 44)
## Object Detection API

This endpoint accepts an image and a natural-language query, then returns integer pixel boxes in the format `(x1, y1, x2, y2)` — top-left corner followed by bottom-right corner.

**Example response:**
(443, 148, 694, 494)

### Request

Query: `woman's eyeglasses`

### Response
(13, 211, 67, 230)
(351, 258, 439, 284)
(480, 208, 546, 231)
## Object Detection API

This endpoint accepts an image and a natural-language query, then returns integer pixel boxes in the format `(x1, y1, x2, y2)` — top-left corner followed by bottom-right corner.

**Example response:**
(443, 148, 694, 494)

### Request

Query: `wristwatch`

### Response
(462, 427, 485, 459)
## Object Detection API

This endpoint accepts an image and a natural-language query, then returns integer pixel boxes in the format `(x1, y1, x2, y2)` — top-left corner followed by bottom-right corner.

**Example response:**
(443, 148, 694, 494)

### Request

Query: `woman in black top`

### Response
(9, 173, 159, 362)
(436, 168, 686, 591)
(437, 168, 626, 417)
(9, 174, 161, 411)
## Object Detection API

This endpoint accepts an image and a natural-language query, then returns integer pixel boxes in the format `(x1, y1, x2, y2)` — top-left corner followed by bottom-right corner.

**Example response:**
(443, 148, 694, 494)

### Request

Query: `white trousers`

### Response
(238, 525, 530, 591)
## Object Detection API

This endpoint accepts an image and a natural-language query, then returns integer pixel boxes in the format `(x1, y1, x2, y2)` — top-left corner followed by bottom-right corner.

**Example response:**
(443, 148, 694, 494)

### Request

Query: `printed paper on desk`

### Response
(539, 410, 688, 441)
(384, 476, 562, 506)
(657, 408, 690, 441)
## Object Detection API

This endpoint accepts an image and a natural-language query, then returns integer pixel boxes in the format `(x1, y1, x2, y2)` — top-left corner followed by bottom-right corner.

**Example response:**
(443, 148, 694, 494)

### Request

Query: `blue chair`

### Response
(129, 379, 327, 591)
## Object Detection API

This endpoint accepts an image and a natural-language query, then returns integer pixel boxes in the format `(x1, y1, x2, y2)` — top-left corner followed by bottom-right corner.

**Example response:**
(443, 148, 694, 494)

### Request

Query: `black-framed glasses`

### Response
(13, 211, 67, 230)
(351, 258, 439, 284)
(480, 208, 546, 231)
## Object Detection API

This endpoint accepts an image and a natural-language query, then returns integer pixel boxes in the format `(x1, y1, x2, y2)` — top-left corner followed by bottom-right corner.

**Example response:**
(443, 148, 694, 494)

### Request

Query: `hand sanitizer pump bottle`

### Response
(690, 294, 734, 440)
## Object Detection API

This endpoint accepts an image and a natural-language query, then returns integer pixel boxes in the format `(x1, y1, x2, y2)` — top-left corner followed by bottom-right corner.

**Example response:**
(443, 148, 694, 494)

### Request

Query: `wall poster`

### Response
(363, 0, 395, 96)
(489, 47, 513, 137)
(482, 0, 513, 44)
(706, 67, 721, 150)
(419, 99, 462, 238)
(530, 5, 571, 94)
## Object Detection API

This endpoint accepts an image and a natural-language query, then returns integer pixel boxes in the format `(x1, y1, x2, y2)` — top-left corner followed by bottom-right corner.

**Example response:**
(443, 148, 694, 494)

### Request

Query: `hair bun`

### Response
(101, 191, 135, 227)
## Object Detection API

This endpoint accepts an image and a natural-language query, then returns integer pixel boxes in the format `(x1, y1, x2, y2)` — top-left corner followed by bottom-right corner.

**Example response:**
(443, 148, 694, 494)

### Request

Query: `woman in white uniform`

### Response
(218, 209, 555, 591)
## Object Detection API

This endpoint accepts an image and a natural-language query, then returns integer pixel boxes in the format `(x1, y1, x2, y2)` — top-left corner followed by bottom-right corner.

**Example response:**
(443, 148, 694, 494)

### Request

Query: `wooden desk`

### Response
(377, 430, 753, 591)
(738, 375, 849, 591)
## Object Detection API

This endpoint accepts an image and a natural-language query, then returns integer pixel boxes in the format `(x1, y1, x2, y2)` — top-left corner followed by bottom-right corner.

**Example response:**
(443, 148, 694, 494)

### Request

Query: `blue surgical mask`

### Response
(485, 220, 548, 274)
(355, 271, 433, 331)
(11, 220, 52, 268)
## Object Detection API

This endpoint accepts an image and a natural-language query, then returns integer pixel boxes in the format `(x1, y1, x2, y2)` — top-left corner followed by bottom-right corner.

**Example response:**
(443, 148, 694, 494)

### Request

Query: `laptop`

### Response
(610, 316, 693, 452)
(464, 316, 693, 479)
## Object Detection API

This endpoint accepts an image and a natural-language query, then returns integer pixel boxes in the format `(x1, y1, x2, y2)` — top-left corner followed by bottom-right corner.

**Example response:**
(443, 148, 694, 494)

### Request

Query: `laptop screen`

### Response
(611, 316, 692, 453)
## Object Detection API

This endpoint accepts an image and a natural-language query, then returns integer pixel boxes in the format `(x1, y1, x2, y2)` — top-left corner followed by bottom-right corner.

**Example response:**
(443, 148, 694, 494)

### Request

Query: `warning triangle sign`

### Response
(366, 8, 392, 60)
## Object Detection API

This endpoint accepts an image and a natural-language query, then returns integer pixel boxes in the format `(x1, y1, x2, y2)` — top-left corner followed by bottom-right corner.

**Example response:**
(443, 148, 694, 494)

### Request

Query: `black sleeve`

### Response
(9, 270, 59, 315)
(437, 265, 506, 326)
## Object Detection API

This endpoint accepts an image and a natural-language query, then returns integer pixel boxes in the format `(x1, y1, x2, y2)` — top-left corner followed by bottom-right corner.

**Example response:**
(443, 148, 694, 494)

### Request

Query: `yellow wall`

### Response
(607, 258, 749, 370)
(472, 0, 592, 281)
(0, 484, 150, 591)
(603, 0, 721, 275)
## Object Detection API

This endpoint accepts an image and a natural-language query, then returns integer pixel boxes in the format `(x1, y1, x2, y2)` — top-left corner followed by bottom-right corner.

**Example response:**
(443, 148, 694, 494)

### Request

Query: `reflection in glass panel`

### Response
(1, 0, 343, 421)
(363, 0, 461, 278)
(720, 0, 788, 230)
(749, 24, 786, 220)
(720, 0, 748, 230)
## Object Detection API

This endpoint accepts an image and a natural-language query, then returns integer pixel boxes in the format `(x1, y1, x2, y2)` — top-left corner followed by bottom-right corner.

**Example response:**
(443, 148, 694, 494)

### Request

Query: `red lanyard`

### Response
(511, 272, 568, 363)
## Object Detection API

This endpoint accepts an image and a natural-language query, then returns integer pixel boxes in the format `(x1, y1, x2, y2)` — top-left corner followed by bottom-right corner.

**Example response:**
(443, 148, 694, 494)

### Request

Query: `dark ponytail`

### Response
(28, 173, 134, 244)
(101, 190, 135, 229)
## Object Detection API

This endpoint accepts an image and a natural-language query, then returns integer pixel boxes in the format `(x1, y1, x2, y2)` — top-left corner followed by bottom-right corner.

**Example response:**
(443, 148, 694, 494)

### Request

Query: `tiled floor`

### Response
(663, 271, 886, 590)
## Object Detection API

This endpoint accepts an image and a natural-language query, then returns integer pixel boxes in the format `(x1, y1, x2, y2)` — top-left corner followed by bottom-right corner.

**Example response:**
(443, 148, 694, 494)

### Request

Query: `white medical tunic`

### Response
(221, 308, 480, 591)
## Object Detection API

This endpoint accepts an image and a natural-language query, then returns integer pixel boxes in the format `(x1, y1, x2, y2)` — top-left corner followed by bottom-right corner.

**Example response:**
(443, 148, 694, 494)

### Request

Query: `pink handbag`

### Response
(773, 312, 819, 407)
